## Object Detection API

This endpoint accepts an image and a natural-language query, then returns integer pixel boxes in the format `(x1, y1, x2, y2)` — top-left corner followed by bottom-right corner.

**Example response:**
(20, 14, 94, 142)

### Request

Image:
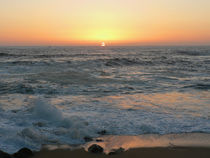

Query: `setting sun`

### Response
(101, 42, 106, 47)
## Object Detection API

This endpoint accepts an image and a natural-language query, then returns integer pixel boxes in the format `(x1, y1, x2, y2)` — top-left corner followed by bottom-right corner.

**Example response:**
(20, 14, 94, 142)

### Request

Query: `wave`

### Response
(0, 98, 98, 153)
(10, 61, 51, 66)
(183, 84, 210, 90)
(175, 50, 210, 56)
(102, 57, 198, 68)
(0, 52, 19, 57)
(0, 82, 59, 95)
(102, 58, 153, 67)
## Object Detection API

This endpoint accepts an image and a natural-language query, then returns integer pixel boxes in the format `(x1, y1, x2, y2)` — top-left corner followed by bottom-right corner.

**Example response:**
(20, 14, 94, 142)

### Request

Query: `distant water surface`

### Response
(0, 46, 210, 153)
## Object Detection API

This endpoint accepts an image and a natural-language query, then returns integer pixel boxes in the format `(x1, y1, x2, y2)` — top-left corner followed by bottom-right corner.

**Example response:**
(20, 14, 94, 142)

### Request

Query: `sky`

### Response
(0, 0, 210, 46)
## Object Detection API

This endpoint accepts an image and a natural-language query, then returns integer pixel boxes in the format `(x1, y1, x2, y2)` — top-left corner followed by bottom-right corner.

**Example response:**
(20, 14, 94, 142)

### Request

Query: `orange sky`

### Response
(0, 0, 210, 46)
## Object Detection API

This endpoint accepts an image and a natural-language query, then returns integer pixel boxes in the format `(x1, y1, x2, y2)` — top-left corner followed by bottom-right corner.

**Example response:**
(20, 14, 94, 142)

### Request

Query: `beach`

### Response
(33, 133, 210, 158)
(33, 147, 210, 158)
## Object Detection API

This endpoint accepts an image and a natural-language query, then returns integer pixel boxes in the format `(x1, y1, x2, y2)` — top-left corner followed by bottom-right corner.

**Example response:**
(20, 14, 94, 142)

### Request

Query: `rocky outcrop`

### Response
(0, 150, 12, 158)
(108, 147, 125, 155)
(83, 136, 93, 142)
(13, 148, 33, 158)
(97, 130, 107, 135)
(88, 144, 104, 153)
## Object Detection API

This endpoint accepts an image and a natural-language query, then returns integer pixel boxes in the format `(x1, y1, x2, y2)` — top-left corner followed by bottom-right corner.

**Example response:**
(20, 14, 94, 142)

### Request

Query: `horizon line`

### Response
(0, 44, 210, 47)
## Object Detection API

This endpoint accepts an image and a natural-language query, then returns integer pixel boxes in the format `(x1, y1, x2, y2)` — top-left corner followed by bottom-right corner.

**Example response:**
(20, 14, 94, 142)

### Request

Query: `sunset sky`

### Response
(0, 0, 210, 46)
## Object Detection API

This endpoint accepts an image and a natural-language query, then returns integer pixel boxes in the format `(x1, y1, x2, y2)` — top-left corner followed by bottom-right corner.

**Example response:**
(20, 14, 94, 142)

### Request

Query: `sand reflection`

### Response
(85, 133, 210, 154)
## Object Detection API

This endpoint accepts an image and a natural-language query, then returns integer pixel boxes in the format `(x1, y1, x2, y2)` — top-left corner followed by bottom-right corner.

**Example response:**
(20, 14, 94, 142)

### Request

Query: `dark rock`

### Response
(32, 122, 45, 127)
(97, 130, 107, 135)
(11, 110, 19, 113)
(88, 144, 104, 153)
(13, 148, 33, 158)
(84, 136, 93, 142)
(108, 147, 125, 155)
(0, 150, 12, 158)
(96, 139, 103, 142)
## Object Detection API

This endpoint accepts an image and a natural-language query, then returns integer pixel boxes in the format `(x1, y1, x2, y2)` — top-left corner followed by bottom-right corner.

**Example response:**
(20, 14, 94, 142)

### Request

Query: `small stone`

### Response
(13, 148, 33, 158)
(0, 150, 12, 158)
(108, 148, 125, 155)
(32, 122, 45, 127)
(96, 139, 103, 142)
(84, 136, 93, 142)
(97, 130, 107, 135)
(11, 110, 19, 113)
(88, 144, 104, 153)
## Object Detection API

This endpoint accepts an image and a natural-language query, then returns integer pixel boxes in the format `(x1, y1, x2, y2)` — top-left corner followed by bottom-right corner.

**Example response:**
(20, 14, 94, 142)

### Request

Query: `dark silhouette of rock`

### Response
(97, 130, 107, 135)
(88, 144, 104, 153)
(32, 122, 45, 127)
(0, 150, 12, 158)
(84, 136, 93, 142)
(13, 148, 33, 158)
(108, 147, 125, 155)
(96, 139, 103, 142)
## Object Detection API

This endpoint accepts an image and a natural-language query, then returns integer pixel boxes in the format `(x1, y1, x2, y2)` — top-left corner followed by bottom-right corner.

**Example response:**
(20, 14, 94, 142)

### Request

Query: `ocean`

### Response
(0, 46, 210, 153)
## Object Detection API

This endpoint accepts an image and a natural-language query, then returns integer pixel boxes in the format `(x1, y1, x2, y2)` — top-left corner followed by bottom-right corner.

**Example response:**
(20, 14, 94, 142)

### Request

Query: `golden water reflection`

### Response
(94, 91, 210, 117)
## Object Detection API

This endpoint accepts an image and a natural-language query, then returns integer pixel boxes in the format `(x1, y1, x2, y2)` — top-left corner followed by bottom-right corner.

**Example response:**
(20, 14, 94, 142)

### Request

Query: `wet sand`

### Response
(33, 147, 210, 158)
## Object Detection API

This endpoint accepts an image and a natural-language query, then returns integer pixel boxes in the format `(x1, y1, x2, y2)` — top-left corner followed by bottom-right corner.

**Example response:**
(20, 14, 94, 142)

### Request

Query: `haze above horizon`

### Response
(0, 0, 210, 46)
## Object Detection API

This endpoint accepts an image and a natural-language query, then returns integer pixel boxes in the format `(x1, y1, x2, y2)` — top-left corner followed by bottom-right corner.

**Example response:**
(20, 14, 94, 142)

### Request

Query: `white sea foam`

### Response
(0, 97, 97, 153)
(32, 98, 63, 121)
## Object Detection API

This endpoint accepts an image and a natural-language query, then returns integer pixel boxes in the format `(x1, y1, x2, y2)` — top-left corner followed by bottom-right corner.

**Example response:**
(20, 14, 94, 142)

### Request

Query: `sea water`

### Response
(0, 46, 210, 153)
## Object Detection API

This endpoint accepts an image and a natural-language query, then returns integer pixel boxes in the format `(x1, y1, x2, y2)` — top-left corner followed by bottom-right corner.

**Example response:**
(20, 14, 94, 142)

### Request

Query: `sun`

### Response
(101, 42, 106, 47)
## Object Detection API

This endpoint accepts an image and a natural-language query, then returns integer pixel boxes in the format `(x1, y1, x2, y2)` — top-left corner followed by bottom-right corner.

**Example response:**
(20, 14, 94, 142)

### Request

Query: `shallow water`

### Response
(0, 46, 210, 153)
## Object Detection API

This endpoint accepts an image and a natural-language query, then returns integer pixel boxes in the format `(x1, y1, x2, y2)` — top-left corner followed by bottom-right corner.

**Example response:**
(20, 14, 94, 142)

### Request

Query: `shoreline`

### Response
(2, 146, 210, 158)
(33, 133, 210, 157)
(32, 147, 210, 158)
(1, 133, 210, 158)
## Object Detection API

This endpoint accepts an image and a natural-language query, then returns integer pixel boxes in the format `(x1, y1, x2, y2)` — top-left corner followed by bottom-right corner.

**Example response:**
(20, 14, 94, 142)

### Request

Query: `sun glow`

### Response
(101, 42, 105, 47)
(0, 0, 210, 46)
